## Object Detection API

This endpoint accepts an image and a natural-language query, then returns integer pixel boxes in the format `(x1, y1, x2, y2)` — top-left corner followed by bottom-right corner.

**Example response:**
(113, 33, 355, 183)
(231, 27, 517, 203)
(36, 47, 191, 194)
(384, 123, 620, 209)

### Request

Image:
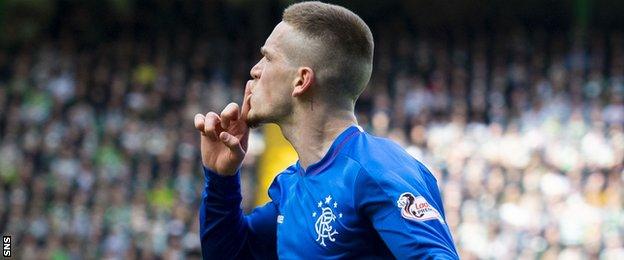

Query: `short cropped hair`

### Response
(282, 1, 374, 104)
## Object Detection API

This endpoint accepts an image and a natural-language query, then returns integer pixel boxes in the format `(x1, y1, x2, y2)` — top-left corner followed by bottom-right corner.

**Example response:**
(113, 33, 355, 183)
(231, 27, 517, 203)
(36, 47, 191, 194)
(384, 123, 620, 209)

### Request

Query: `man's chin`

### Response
(245, 114, 264, 129)
(245, 110, 281, 129)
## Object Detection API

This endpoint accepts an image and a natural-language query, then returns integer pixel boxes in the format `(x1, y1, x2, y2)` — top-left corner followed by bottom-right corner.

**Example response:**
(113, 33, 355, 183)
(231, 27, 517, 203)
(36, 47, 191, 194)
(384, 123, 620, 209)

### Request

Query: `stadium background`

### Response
(0, 0, 622, 259)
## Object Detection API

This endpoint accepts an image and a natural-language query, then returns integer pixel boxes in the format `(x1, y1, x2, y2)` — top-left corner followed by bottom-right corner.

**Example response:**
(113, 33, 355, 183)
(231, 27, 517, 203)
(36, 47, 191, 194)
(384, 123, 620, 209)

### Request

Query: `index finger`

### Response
(241, 80, 253, 121)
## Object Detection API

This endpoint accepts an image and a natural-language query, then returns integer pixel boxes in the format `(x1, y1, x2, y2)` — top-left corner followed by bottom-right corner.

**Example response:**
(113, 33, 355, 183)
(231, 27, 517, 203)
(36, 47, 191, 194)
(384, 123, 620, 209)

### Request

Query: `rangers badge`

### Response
(312, 195, 341, 247)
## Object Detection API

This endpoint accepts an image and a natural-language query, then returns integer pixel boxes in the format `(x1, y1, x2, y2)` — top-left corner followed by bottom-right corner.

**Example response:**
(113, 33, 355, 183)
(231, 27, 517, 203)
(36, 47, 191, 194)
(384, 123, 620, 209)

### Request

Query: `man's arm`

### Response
(355, 164, 459, 259)
(194, 82, 268, 258)
(200, 166, 279, 259)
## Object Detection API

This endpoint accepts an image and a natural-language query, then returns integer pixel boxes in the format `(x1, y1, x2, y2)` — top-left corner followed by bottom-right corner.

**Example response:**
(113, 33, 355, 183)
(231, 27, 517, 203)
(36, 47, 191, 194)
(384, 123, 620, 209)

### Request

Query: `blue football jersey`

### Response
(200, 125, 458, 259)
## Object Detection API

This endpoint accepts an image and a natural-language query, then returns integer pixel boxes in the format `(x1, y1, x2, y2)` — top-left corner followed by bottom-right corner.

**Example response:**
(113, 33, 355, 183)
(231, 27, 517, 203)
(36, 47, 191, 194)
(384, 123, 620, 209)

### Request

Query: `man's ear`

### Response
(292, 67, 314, 97)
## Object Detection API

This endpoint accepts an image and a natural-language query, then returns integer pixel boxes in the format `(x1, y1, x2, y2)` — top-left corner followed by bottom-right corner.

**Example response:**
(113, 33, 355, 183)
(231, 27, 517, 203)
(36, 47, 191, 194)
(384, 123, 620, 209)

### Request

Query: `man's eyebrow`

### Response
(261, 46, 277, 58)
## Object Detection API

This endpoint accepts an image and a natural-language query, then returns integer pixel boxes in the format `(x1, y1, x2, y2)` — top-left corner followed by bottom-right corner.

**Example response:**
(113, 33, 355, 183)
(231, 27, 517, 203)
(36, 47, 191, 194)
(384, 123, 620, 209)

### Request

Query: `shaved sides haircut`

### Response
(282, 1, 374, 105)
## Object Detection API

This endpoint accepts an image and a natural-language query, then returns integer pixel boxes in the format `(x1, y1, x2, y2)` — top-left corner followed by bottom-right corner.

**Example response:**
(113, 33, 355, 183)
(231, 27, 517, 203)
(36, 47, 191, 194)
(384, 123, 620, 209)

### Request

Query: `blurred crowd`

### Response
(367, 29, 623, 259)
(1, 3, 623, 260)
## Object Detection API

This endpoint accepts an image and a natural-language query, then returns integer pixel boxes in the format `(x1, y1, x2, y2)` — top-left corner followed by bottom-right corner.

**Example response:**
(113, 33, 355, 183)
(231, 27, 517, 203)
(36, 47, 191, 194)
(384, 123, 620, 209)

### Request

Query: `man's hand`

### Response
(194, 81, 252, 176)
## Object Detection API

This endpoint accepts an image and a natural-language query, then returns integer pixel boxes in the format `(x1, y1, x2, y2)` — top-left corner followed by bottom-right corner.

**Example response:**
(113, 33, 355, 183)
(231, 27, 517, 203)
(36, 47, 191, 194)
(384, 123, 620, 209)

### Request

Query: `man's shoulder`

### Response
(341, 132, 437, 190)
(343, 132, 419, 171)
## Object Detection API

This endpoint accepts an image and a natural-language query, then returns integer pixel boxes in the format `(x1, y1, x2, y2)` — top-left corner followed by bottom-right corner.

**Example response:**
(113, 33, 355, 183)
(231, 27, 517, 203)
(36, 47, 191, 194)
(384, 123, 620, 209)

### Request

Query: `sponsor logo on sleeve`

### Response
(396, 192, 445, 224)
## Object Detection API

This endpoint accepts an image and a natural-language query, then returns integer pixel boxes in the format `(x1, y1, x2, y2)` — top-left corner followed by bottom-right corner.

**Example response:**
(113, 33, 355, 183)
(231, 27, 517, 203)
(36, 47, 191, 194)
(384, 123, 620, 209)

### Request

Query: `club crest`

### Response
(312, 195, 341, 247)
(396, 192, 444, 224)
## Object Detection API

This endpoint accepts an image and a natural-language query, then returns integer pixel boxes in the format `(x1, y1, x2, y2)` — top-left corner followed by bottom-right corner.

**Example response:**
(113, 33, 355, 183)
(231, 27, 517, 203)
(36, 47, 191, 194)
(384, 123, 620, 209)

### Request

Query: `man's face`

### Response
(245, 22, 299, 128)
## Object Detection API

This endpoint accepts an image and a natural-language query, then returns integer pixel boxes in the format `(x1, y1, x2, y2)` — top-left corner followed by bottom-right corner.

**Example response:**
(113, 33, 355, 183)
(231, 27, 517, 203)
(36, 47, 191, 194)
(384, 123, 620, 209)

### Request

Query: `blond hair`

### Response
(282, 1, 374, 105)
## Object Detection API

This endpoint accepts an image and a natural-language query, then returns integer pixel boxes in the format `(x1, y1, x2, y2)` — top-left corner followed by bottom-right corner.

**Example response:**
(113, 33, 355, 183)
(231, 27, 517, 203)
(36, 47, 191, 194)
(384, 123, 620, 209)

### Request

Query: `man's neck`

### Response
(278, 106, 357, 171)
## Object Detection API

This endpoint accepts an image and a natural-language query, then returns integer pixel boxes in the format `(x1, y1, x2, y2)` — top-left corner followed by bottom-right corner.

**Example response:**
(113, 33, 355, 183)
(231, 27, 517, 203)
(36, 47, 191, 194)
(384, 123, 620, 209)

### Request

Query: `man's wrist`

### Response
(203, 166, 241, 184)
(202, 166, 242, 201)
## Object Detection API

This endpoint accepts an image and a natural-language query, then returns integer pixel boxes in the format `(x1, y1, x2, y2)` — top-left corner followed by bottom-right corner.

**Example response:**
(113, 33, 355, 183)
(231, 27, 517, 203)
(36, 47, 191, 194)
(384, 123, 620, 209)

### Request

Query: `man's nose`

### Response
(250, 61, 262, 79)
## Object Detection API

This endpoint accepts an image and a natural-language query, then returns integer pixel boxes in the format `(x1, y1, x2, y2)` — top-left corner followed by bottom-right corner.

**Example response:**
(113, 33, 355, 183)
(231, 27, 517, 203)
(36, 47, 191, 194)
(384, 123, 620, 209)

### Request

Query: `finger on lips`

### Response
(241, 81, 253, 118)
(197, 81, 251, 143)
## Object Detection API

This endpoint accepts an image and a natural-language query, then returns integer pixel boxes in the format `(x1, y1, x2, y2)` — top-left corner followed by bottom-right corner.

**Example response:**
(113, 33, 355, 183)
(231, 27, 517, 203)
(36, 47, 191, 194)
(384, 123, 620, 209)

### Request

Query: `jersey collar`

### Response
(296, 125, 364, 176)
